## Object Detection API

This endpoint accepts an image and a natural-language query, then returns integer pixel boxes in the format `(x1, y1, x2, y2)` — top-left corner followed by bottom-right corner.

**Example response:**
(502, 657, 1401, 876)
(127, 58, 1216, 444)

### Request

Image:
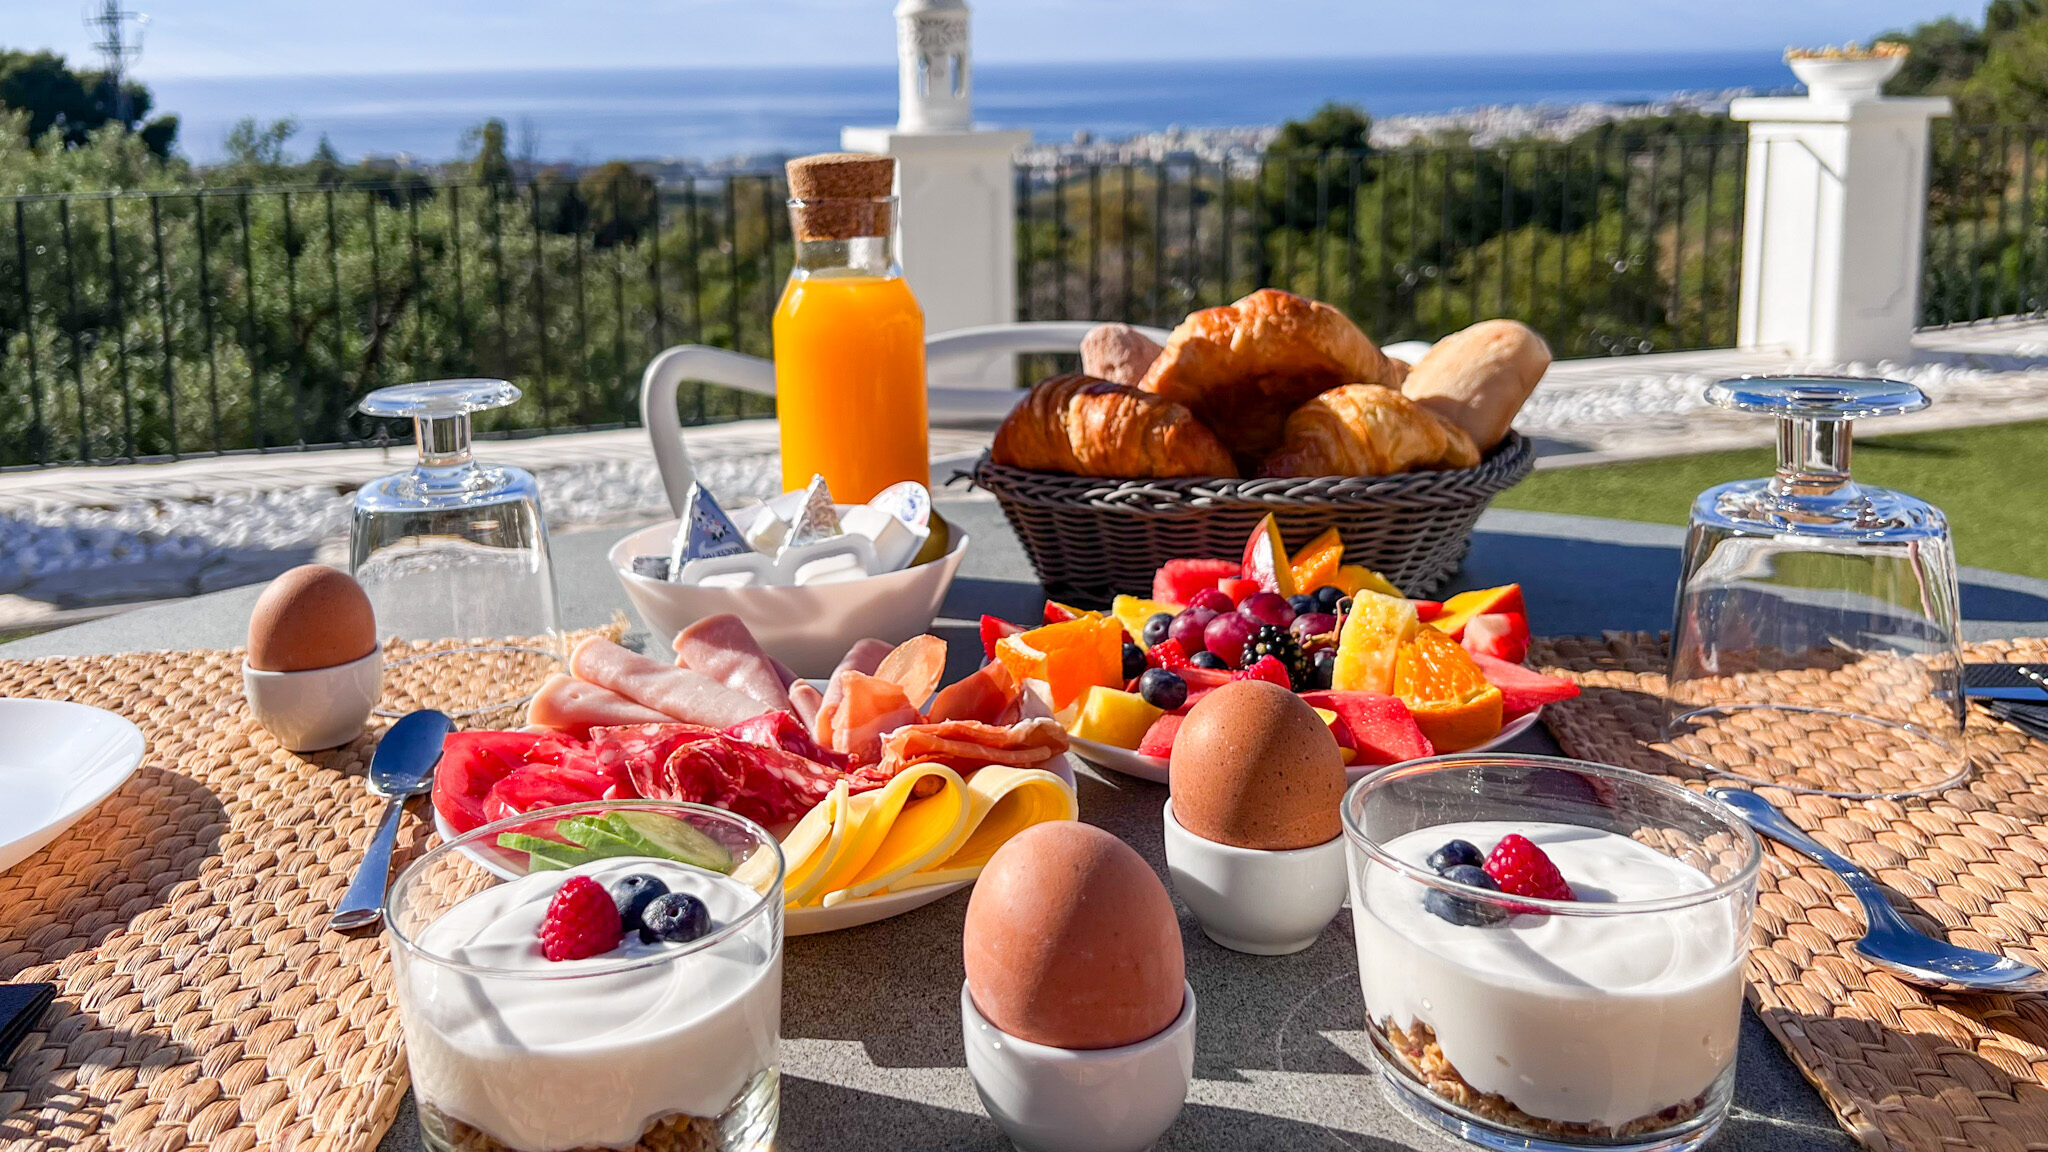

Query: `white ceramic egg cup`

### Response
(242, 649, 383, 751)
(962, 981, 1196, 1152)
(1162, 798, 1348, 955)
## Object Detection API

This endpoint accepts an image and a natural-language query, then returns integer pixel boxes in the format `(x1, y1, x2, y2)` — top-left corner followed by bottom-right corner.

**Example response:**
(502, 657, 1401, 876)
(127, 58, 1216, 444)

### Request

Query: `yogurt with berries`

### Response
(1353, 821, 1745, 1135)
(395, 857, 781, 1152)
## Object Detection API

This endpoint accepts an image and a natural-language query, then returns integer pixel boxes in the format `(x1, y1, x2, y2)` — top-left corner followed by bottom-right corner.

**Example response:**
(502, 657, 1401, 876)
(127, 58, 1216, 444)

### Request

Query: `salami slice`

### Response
(589, 722, 723, 798)
(654, 735, 845, 828)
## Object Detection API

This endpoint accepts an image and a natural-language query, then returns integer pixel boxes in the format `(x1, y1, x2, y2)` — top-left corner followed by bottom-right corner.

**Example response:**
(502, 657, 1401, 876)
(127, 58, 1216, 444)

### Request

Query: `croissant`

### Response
(1260, 384, 1480, 478)
(1139, 288, 1402, 462)
(992, 373, 1238, 479)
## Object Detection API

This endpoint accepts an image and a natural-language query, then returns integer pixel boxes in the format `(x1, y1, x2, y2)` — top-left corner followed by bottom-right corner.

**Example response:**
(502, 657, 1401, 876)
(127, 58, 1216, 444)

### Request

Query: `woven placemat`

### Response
(0, 629, 612, 1152)
(1532, 633, 2048, 1152)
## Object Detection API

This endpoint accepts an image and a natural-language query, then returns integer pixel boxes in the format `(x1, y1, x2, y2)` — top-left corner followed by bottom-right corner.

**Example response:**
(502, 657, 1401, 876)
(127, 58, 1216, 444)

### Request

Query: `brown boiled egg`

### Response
(963, 821, 1185, 1050)
(1169, 679, 1345, 850)
(246, 565, 377, 672)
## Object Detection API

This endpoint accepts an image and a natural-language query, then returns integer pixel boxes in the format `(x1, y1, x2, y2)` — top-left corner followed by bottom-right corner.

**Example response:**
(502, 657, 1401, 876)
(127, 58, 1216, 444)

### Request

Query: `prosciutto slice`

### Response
(813, 638, 899, 745)
(673, 614, 793, 713)
(570, 636, 770, 729)
(878, 717, 1069, 774)
(926, 662, 1017, 726)
(822, 671, 922, 765)
(874, 635, 947, 706)
(526, 673, 671, 736)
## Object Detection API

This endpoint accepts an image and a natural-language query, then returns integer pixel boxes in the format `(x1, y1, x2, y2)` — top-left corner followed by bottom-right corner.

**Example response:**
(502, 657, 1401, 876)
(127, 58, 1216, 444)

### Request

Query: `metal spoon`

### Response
(329, 709, 453, 931)
(1710, 787, 2048, 994)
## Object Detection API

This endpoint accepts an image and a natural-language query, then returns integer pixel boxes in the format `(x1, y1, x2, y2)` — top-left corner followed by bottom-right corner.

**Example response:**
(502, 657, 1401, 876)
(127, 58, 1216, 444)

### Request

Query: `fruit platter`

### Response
(977, 515, 1579, 784)
(431, 614, 1080, 934)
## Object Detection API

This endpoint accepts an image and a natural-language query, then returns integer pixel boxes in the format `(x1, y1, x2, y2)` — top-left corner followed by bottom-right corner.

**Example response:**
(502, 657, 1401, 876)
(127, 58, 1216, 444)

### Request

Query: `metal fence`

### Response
(1017, 135, 1751, 359)
(0, 173, 793, 468)
(1922, 123, 2048, 328)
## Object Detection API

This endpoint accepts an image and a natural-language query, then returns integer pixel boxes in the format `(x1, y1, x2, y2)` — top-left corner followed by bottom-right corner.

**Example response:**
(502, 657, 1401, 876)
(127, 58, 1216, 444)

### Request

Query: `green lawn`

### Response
(1493, 419, 2048, 580)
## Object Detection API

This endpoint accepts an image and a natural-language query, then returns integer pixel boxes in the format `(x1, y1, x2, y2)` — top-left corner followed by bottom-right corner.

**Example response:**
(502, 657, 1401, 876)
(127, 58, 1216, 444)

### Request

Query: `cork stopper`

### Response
(785, 152, 896, 241)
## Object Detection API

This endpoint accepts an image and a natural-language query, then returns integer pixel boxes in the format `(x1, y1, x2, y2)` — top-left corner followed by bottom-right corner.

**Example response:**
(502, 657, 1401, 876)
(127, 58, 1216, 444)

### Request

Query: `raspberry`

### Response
(1233, 654, 1292, 688)
(540, 874, 622, 961)
(1482, 834, 1575, 903)
(1146, 638, 1191, 670)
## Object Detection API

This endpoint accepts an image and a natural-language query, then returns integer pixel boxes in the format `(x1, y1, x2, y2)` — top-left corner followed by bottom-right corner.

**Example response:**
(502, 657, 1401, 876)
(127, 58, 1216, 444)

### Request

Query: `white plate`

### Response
(437, 750, 1081, 936)
(0, 699, 147, 874)
(1069, 708, 1544, 785)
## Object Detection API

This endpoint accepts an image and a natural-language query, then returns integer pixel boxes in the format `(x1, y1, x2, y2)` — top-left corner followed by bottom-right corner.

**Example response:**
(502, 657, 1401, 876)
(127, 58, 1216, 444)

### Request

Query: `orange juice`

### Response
(774, 270, 929, 502)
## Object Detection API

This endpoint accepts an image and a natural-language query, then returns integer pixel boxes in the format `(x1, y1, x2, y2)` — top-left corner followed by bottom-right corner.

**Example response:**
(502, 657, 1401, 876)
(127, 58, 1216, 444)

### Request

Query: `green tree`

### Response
(579, 161, 658, 248)
(220, 116, 299, 181)
(0, 49, 176, 157)
(464, 118, 515, 193)
(1959, 18, 2048, 120)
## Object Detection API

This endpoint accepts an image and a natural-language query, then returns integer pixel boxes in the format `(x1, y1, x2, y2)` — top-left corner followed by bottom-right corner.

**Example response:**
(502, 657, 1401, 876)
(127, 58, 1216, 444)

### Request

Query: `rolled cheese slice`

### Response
(889, 765, 1078, 892)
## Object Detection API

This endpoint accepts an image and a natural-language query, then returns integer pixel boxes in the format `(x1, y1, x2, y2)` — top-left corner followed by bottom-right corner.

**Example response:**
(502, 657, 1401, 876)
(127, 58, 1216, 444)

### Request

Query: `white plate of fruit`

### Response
(980, 516, 1580, 785)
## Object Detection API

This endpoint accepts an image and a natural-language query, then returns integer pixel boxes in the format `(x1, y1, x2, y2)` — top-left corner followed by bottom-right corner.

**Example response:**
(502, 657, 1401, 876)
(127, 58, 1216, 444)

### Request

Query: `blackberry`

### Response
(1241, 624, 1312, 691)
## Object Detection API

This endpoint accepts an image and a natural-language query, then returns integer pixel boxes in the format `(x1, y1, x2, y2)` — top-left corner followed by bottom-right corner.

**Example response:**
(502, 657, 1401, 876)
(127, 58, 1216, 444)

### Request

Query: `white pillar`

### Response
(1732, 92, 1950, 364)
(844, 0, 1029, 359)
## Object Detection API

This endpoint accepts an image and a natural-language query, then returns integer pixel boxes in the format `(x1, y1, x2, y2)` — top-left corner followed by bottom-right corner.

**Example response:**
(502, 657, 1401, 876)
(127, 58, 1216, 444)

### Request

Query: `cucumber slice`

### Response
(553, 817, 647, 859)
(496, 832, 593, 870)
(602, 810, 734, 874)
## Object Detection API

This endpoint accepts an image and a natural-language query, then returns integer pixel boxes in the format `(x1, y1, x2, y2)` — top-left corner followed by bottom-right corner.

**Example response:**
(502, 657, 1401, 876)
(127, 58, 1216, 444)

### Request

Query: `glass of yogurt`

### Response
(1341, 754, 1761, 1152)
(385, 800, 786, 1152)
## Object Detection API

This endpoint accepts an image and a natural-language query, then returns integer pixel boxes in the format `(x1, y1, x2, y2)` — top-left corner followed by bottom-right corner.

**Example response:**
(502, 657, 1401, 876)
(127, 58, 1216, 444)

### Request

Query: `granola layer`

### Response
(420, 1102, 723, 1152)
(1378, 1019, 1708, 1141)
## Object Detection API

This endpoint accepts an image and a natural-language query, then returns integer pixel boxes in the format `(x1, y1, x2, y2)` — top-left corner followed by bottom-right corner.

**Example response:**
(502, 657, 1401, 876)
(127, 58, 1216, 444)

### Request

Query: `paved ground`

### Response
(0, 317, 2041, 628)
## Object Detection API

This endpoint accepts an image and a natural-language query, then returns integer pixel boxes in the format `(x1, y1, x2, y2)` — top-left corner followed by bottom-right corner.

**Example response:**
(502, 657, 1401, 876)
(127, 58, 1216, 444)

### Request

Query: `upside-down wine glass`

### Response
(1664, 376, 1968, 800)
(350, 379, 563, 722)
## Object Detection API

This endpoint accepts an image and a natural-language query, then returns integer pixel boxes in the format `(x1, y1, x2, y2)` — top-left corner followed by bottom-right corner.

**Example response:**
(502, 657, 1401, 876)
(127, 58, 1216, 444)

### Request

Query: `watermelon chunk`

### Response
(1137, 713, 1183, 759)
(1153, 558, 1240, 606)
(1469, 652, 1580, 717)
(1217, 577, 1261, 605)
(980, 614, 1026, 661)
(1300, 690, 1434, 766)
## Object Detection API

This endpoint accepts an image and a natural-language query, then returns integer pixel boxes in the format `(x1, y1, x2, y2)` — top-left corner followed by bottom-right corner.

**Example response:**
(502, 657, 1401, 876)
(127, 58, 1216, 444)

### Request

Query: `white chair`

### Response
(638, 320, 1171, 514)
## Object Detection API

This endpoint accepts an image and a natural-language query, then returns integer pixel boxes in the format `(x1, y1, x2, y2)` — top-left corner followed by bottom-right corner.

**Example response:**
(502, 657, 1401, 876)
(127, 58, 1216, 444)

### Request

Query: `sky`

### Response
(12, 1, 1985, 79)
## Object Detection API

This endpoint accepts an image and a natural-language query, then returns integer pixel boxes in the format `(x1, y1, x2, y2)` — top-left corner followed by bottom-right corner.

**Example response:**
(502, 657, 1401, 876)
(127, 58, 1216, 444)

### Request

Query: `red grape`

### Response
(1291, 612, 1339, 644)
(1239, 592, 1296, 628)
(1167, 609, 1214, 654)
(1186, 588, 1234, 614)
(1204, 612, 1260, 667)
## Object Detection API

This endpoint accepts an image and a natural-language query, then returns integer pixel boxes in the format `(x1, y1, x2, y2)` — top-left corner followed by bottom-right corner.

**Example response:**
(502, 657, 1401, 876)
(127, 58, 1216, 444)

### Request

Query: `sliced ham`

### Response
(875, 635, 947, 707)
(526, 673, 671, 737)
(788, 680, 824, 728)
(570, 636, 771, 729)
(878, 717, 1069, 775)
(927, 662, 1017, 726)
(672, 614, 793, 713)
(824, 671, 922, 766)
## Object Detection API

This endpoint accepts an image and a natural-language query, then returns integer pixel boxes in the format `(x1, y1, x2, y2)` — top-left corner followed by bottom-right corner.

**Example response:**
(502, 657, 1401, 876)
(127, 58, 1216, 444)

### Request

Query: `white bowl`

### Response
(609, 521, 970, 679)
(0, 699, 146, 874)
(242, 649, 383, 751)
(962, 980, 1195, 1152)
(1789, 55, 1904, 102)
(1162, 797, 1348, 955)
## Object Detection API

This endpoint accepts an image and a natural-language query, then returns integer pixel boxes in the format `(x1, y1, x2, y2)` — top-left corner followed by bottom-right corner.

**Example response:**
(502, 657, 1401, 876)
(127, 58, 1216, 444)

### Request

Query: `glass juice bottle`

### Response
(774, 153, 929, 502)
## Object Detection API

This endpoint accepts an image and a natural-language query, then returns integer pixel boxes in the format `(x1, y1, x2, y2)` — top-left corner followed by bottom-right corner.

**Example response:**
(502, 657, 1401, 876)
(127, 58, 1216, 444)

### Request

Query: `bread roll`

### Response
(992, 373, 1238, 479)
(1080, 323, 1164, 386)
(1399, 320, 1550, 450)
(1261, 385, 1479, 477)
(1139, 288, 1401, 462)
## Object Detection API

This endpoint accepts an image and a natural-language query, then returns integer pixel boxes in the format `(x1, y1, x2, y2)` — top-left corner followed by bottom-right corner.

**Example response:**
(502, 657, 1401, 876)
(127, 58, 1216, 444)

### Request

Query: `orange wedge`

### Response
(1394, 626, 1504, 751)
(996, 617, 1125, 712)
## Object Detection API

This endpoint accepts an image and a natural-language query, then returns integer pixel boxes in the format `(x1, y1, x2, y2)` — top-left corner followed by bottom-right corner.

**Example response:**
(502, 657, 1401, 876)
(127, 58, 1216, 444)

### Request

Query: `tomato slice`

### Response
(481, 764, 614, 826)
(433, 731, 548, 835)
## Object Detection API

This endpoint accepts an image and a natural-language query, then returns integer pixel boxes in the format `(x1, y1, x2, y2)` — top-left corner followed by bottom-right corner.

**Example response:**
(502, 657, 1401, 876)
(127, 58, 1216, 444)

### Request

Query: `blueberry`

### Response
(640, 892, 713, 944)
(1310, 646, 1337, 689)
(1137, 668, 1188, 711)
(1288, 593, 1316, 616)
(609, 873, 670, 934)
(1121, 641, 1147, 681)
(1426, 839, 1485, 874)
(1334, 596, 1354, 617)
(1141, 612, 1175, 647)
(1424, 865, 1507, 926)
(1313, 585, 1345, 612)
(1190, 650, 1229, 670)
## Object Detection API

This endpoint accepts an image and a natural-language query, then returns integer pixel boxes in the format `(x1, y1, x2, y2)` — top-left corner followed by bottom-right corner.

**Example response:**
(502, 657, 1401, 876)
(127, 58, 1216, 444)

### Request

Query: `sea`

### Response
(150, 52, 1793, 166)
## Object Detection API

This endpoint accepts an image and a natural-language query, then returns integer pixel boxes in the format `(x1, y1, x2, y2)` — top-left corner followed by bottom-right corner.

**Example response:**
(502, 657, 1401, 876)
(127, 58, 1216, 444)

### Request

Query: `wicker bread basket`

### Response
(970, 433, 1536, 605)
